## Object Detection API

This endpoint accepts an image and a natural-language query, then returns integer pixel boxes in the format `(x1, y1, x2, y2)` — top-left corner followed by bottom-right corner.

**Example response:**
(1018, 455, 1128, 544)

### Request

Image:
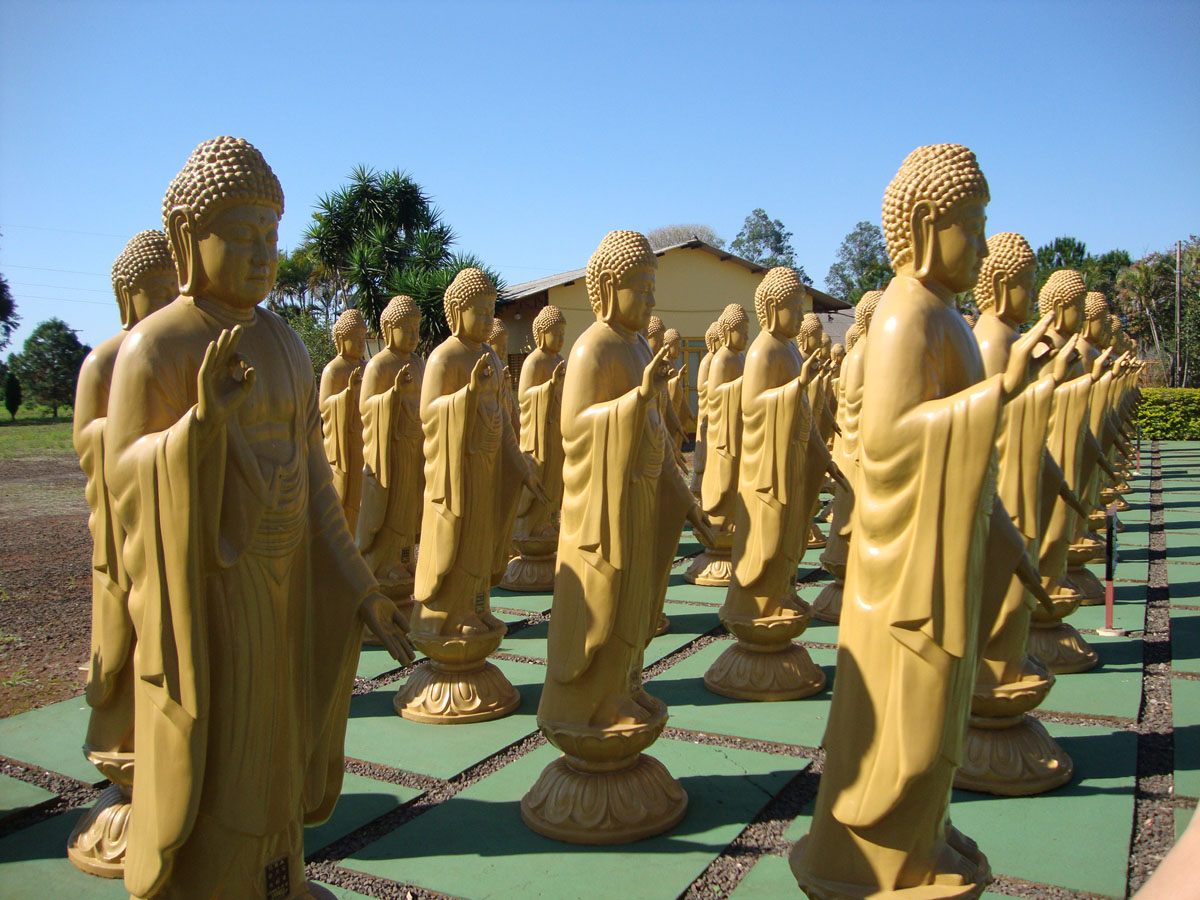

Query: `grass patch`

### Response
(0, 421, 75, 459)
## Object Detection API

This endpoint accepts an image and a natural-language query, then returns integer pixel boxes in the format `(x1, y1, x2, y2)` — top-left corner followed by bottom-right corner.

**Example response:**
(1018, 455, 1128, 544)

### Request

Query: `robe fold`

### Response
(1038, 371, 1093, 581)
(797, 276, 1005, 895)
(106, 298, 372, 898)
(700, 376, 743, 528)
(514, 372, 563, 535)
(319, 366, 363, 532)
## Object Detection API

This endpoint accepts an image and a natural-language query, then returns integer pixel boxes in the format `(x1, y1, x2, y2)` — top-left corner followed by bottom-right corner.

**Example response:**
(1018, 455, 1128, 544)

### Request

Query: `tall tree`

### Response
(9, 318, 90, 418)
(646, 224, 725, 250)
(387, 252, 508, 353)
(0, 272, 18, 353)
(4, 367, 20, 421)
(730, 208, 809, 281)
(825, 221, 891, 304)
(302, 166, 454, 326)
(1115, 237, 1200, 386)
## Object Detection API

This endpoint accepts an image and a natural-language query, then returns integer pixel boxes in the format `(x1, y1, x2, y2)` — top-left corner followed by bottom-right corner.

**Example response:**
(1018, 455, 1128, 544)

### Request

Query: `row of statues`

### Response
(66, 136, 1140, 899)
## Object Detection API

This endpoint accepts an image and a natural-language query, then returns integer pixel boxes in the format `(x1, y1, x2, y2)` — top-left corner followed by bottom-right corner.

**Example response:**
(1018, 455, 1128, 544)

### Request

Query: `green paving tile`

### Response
(1069, 594, 1146, 634)
(490, 585, 554, 614)
(346, 738, 806, 900)
(0, 809, 128, 898)
(315, 885, 375, 900)
(344, 658, 544, 780)
(651, 641, 835, 750)
(1039, 637, 1143, 720)
(727, 855, 1011, 900)
(0, 772, 55, 820)
(1171, 609, 1200, 673)
(306, 771, 422, 854)
(357, 644, 406, 680)
(1173, 679, 1200, 799)
(0, 696, 100, 783)
(1177, 806, 1194, 842)
(783, 722, 1136, 899)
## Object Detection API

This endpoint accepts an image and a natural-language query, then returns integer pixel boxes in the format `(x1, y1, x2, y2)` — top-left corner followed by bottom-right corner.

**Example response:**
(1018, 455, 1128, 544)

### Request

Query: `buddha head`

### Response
(1038, 269, 1087, 335)
(585, 230, 658, 336)
(974, 232, 1037, 327)
(820, 332, 833, 361)
(753, 267, 809, 340)
(831, 342, 845, 367)
(662, 328, 682, 361)
(1109, 314, 1128, 355)
(486, 317, 509, 361)
(717, 303, 749, 352)
(533, 304, 567, 355)
(162, 136, 284, 309)
(962, 312, 977, 328)
(855, 290, 883, 336)
(882, 143, 991, 295)
(798, 313, 824, 356)
(645, 316, 666, 353)
(332, 308, 368, 362)
(705, 321, 721, 355)
(1083, 292, 1112, 346)
(443, 268, 497, 345)
(380, 295, 420, 354)
(845, 323, 862, 350)
(111, 229, 176, 329)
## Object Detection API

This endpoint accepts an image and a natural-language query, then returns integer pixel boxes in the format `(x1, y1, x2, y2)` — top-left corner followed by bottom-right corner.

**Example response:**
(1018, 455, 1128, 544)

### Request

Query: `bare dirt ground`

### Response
(0, 456, 92, 718)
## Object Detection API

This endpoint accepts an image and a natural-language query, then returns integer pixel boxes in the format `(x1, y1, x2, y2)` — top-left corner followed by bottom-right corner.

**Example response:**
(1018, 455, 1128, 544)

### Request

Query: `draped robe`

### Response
(105, 297, 372, 899)
(512, 351, 565, 540)
(796, 276, 1009, 897)
(318, 354, 365, 533)
(539, 323, 693, 730)
(690, 350, 714, 493)
(700, 347, 744, 532)
(820, 337, 867, 575)
(356, 351, 425, 586)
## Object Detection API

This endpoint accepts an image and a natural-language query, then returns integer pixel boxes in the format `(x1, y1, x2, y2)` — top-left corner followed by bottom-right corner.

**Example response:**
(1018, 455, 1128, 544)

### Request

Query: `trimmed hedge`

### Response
(1136, 388, 1200, 440)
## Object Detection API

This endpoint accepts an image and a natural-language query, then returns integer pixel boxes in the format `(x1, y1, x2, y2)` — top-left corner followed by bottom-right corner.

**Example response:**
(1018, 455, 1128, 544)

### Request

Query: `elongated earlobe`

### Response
(166, 207, 198, 296)
(910, 200, 937, 280)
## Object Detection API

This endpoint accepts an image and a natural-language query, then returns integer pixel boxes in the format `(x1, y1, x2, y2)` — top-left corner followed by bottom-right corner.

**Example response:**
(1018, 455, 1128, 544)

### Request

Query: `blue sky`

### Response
(2, 0, 1197, 352)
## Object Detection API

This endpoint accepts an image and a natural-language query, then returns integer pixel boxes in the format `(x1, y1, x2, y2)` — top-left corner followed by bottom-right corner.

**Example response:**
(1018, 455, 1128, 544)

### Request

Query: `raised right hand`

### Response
(1004, 312, 1053, 399)
(393, 363, 413, 391)
(639, 345, 672, 400)
(197, 326, 255, 438)
(799, 352, 819, 386)
(1092, 346, 1114, 380)
(468, 354, 492, 395)
(1051, 333, 1079, 385)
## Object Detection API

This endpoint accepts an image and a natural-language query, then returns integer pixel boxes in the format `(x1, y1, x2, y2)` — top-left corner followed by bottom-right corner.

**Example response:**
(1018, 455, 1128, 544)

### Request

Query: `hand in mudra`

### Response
(639, 345, 672, 400)
(468, 355, 492, 394)
(1004, 313, 1053, 399)
(197, 325, 256, 440)
(393, 363, 413, 390)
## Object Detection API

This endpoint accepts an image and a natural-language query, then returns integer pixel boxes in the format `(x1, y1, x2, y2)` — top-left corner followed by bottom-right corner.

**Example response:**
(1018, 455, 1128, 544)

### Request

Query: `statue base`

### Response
(500, 551, 556, 593)
(956, 713, 1073, 796)
(67, 747, 133, 878)
(394, 627, 520, 723)
(307, 882, 338, 900)
(806, 523, 826, 550)
(791, 823, 991, 900)
(684, 549, 732, 586)
(810, 579, 843, 623)
(1026, 622, 1098, 674)
(654, 614, 670, 637)
(704, 604, 825, 701)
(524, 703, 687, 844)
(1069, 564, 1105, 606)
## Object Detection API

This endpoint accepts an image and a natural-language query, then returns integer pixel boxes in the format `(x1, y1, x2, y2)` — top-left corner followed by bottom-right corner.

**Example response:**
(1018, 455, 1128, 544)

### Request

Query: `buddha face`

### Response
(539, 322, 567, 355)
(665, 336, 682, 361)
(726, 321, 749, 352)
(1085, 314, 1108, 345)
(1000, 264, 1037, 325)
(771, 290, 807, 340)
(338, 324, 368, 361)
(1059, 294, 1084, 334)
(456, 293, 497, 344)
(128, 269, 177, 325)
(489, 332, 509, 361)
(927, 202, 988, 295)
(194, 204, 280, 309)
(605, 264, 656, 334)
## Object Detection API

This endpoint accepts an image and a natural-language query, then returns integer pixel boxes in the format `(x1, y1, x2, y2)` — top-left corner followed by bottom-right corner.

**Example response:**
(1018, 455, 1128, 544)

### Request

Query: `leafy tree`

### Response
(9, 318, 90, 418)
(387, 253, 508, 353)
(730, 209, 809, 282)
(4, 367, 20, 421)
(1115, 237, 1200, 386)
(646, 224, 725, 251)
(282, 310, 337, 381)
(1034, 236, 1131, 295)
(0, 272, 18, 353)
(302, 166, 454, 327)
(825, 221, 891, 305)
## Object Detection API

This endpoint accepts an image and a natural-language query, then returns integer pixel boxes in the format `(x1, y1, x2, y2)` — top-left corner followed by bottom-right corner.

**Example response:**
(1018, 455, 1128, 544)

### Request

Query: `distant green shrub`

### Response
(1137, 388, 1200, 440)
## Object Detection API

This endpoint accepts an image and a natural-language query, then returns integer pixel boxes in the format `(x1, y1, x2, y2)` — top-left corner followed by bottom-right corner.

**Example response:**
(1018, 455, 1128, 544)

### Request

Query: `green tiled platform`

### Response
(2, 443, 1198, 899)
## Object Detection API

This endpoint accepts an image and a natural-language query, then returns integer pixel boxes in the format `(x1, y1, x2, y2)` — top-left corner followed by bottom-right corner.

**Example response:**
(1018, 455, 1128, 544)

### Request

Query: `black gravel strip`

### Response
(344, 757, 444, 794)
(1173, 671, 1200, 681)
(306, 862, 469, 900)
(674, 761, 823, 899)
(662, 596, 723, 608)
(499, 610, 548, 636)
(1126, 441, 1176, 897)
(490, 651, 546, 665)
(0, 755, 100, 839)
(988, 874, 1115, 899)
(642, 632, 726, 681)
(1172, 604, 1200, 611)
(662, 726, 820, 761)
(797, 639, 838, 651)
(353, 660, 418, 695)
(1032, 710, 1137, 730)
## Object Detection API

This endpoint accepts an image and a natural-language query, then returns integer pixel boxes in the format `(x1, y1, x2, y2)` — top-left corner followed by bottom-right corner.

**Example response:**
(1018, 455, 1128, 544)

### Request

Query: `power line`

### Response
(1, 263, 109, 277)
(11, 293, 112, 306)
(11, 281, 111, 293)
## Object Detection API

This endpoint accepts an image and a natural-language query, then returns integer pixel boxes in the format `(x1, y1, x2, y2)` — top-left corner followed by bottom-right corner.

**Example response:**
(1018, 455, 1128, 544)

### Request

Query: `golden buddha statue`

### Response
(485, 316, 519, 438)
(501, 305, 567, 591)
(690, 321, 722, 495)
(644, 314, 687, 471)
(664, 327, 695, 454)
(814, 290, 882, 623)
(686, 303, 749, 586)
(104, 136, 412, 900)
(703, 269, 832, 701)
(356, 296, 425, 617)
(793, 144, 1051, 900)
(797, 313, 833, 550)
(68, 230, 177, 878)
(395, 271, 545, 724)
(523, 231, 714, 844)
(319, 308, 367, 533)
(958, 232, 1073, 795)
(1030, 270, 1102, 670)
